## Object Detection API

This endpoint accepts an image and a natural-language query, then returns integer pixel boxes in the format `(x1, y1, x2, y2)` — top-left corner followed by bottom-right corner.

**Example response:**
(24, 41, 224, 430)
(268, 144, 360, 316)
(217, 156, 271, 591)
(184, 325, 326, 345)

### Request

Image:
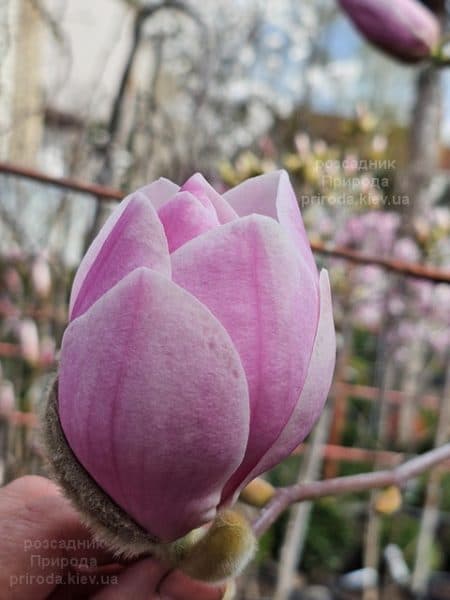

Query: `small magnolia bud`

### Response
(374, 486, 402, 515)
(178, 510, 256, 583)
(239, 477, 275, 508)
(339, 0, 441, 64)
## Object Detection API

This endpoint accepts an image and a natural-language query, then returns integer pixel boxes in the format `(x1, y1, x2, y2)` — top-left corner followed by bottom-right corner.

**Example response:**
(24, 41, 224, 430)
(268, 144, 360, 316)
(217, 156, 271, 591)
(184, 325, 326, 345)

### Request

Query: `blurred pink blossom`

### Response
(354, 302, 383, 331)
(0, 381, 15, 415)
(39, 336, 56, 366)
(2, 268, 22, 295)
(393, 237, 421, 263)
(31, 255, 51, 298)
(18, 319, 40, 365)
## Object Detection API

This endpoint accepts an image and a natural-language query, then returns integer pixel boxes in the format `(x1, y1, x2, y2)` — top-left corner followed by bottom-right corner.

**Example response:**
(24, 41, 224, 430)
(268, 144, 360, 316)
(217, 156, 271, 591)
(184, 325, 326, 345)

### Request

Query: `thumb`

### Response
(92, 559, 168, 600)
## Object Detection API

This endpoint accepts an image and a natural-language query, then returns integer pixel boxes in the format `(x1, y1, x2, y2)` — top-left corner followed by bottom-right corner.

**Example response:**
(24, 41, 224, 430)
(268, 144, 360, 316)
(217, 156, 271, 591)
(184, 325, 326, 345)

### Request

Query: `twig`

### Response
(311, 242, 450, 284)
(0, 161, 123, 201)
(1, 160, 448, 283)
(252, 444, 450, 538)
(98, 0, 207, 184)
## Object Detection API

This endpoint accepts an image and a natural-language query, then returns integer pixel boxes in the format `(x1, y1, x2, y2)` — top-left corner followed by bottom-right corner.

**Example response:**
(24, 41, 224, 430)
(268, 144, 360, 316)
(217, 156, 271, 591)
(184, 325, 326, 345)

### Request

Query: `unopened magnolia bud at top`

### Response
(339, 0, 441, 63)
(50, 171, 336, 552)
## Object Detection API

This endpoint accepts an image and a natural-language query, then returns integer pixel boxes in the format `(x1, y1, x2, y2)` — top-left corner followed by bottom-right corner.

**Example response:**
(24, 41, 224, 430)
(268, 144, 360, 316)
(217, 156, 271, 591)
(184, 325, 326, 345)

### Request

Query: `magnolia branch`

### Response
(252, 443, 450, 537)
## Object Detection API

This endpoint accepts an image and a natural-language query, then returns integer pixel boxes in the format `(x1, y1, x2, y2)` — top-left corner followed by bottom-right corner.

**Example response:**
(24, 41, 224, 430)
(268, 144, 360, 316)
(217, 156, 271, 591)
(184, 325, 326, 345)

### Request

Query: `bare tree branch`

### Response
(252, 444, 450, 538)
(98, 0, 207, 184)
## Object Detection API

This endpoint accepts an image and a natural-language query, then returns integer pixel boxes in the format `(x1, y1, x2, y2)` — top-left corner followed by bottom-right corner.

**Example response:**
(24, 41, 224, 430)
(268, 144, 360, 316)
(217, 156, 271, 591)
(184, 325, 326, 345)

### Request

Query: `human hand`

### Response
(0, 476, 227, 599)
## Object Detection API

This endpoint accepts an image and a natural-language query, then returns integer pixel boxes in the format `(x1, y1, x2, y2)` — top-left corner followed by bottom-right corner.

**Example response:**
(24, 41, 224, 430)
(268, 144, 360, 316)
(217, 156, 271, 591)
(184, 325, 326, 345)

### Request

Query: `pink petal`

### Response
(59, 268, 249, 542)
(181, 173, 238, 223)
(139, 176, 180, 210)
(223, 170, 318, 280)
(229, 269, 336, 499)
(69, 178, 177, 317)
(70, 192, 171, 320)
(158, 191, 220, 253)
(171, 215, 319, 496)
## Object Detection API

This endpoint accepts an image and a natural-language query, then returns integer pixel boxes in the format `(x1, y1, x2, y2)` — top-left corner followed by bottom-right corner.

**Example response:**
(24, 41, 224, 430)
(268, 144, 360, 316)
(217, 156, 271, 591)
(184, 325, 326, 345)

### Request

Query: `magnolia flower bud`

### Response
(339, 0, 441, 63)
(374, 486, 402, 515)
(239, 478, 276, 508)
(43, 171, 336, 573)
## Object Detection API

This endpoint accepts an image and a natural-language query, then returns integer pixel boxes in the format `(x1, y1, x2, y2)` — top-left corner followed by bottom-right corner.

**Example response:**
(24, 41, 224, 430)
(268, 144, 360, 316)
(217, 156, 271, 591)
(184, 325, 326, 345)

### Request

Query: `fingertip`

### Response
(3, 475, 61, 500)
(92, 558, 169, 599)
(160, 569, 226, 600)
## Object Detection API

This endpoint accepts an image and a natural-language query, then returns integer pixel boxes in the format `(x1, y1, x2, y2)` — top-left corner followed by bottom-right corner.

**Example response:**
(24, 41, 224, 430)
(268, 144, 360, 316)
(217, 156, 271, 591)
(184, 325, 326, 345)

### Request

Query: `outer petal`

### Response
(69, 178, 177, 318)
(171, 215, 319, 496)
(158, 191, 220, 253)
(139, 176, 180, 210)
(223, 171, 318, 280)
(59, 268, 250, 542)
(228, 269, 336, 500)
(181, 173, 238, 224)
(70, 193, 171, 320)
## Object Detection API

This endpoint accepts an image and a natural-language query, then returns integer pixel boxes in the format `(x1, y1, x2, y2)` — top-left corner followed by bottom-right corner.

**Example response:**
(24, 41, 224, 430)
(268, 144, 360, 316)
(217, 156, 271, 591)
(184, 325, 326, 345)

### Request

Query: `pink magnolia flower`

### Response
(339, 0, 441, 63)
(58, 171, 336, 542)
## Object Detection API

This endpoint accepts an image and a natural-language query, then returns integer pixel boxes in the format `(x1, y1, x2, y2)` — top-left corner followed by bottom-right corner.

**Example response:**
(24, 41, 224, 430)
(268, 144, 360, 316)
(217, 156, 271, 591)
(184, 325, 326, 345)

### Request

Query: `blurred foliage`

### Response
(302, 498, 360, 574)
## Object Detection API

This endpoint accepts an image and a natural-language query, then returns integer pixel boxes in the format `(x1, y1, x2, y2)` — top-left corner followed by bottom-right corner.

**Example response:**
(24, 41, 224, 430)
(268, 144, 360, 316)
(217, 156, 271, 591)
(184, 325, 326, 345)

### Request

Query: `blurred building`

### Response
(0, 0, 44, 165)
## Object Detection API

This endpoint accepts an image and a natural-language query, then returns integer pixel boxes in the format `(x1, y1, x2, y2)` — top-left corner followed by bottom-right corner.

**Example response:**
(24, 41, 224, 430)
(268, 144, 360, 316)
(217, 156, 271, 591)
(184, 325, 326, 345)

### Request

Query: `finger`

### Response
(92, 558, 169, 599)
(47, 565, 125, 600)
(159, 570, 227, 600)
(0, 476, 117, 599)
(2, 476, 115, 561)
